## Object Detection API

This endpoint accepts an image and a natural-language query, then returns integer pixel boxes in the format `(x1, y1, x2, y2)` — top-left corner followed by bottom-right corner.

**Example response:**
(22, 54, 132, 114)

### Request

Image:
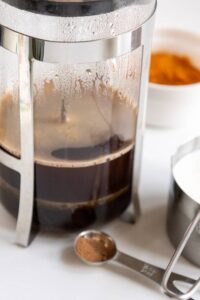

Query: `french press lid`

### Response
(1, 0, 153, 16)
(0, 0, 156, 41)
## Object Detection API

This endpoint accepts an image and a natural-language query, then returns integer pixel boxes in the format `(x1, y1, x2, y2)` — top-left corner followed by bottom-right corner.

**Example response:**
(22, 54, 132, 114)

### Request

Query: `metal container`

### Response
(0, 0, 156, 246)
(167, 137, 200, 266)
(160, 138, 200, 300)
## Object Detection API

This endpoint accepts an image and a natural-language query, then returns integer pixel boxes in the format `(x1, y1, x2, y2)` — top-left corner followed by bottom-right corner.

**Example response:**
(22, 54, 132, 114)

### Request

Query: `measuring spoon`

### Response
(74, 230, 198, 299)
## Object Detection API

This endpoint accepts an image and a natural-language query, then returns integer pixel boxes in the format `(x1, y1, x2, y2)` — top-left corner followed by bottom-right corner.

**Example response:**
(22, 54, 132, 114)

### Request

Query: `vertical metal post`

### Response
(132, 14, 156, 221)
(15, 35, 34, 247)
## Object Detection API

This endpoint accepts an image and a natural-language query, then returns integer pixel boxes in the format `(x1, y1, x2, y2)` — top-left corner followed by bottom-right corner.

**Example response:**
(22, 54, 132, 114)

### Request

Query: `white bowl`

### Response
(146, 29, 200, 130)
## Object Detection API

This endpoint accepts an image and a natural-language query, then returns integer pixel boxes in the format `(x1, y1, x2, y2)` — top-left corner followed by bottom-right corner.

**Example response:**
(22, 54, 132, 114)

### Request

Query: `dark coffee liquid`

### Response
(0, 86, 137, 230)
(0, 137, 133, 229)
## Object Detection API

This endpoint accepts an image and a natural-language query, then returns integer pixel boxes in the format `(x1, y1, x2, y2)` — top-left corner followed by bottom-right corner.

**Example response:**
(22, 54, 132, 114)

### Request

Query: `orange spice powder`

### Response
(150, 52, 200, 85)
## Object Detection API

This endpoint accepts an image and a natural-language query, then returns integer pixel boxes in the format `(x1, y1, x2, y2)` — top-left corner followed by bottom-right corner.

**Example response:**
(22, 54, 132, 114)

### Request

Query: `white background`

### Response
(0, 1, 200, 300)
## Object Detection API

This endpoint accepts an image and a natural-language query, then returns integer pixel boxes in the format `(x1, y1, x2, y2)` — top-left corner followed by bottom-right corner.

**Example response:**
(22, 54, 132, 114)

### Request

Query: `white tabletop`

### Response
(0, 1, 200, 300)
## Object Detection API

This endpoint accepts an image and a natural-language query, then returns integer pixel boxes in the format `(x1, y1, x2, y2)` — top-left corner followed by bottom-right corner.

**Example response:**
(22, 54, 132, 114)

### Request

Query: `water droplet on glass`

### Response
(86, 69, 92, 76)
(111, 59, 117, 71)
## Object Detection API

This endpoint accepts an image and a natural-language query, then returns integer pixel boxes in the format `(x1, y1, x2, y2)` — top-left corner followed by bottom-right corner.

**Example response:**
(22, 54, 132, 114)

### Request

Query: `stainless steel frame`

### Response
(132, 12, 155, 220)
(0, 25, 141, 64)
(0, 34, 34, 247)
(0, 4, 156, 246)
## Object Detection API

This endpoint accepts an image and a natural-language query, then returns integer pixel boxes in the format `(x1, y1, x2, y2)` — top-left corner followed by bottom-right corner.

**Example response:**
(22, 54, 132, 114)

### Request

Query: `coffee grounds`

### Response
(76, 236, 115, 263)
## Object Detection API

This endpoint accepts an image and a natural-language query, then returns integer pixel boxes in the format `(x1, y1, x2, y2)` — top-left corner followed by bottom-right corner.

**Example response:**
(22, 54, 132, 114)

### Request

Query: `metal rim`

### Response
(1, 0, 150, 17)
(172, 136, 200, 206)
(0, 0, 157, 42)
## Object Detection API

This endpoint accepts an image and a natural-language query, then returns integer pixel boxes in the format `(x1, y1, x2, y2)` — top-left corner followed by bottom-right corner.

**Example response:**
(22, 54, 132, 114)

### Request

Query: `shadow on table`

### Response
(60, 203, 169, 268)
(111, 203, 173, 263)
(104, 263, 159, 293)
(0, 198, 185, 269)
(61, 244, 160, 294)
(61, 245, 83, 268)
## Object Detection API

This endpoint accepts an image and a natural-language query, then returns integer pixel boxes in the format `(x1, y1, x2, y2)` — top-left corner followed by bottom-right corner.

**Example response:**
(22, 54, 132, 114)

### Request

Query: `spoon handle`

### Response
(115, 251, 164, 285)
(114, 252, 198, 299)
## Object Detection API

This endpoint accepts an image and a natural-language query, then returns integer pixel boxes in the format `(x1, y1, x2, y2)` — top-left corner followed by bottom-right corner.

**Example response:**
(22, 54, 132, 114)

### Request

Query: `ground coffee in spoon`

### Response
(76, 235, 115, 263)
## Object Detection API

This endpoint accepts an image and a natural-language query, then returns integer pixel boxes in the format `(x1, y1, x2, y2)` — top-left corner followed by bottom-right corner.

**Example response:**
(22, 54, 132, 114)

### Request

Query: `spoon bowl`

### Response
(74, 230, 117, 266)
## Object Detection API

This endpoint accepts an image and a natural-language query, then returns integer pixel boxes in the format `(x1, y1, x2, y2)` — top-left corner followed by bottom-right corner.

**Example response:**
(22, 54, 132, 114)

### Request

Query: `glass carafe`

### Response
(0, 0, 156, 237)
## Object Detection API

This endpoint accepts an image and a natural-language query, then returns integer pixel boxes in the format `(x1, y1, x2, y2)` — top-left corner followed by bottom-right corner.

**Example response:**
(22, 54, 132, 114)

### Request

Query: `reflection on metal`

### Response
(15, 35, 34, 247)
(132, 12, 155, 221)
(0, 25, 142, 64)
(0, 35, 34, 247)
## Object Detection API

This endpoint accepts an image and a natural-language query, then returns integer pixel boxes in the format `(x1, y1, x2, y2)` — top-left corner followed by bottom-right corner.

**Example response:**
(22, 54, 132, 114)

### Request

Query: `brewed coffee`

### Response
(0, 83, 137, 230)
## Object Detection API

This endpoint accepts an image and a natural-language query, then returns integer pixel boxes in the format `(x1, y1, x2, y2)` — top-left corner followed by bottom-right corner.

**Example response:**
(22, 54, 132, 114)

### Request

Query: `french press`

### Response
(0, 0, 156, 247)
